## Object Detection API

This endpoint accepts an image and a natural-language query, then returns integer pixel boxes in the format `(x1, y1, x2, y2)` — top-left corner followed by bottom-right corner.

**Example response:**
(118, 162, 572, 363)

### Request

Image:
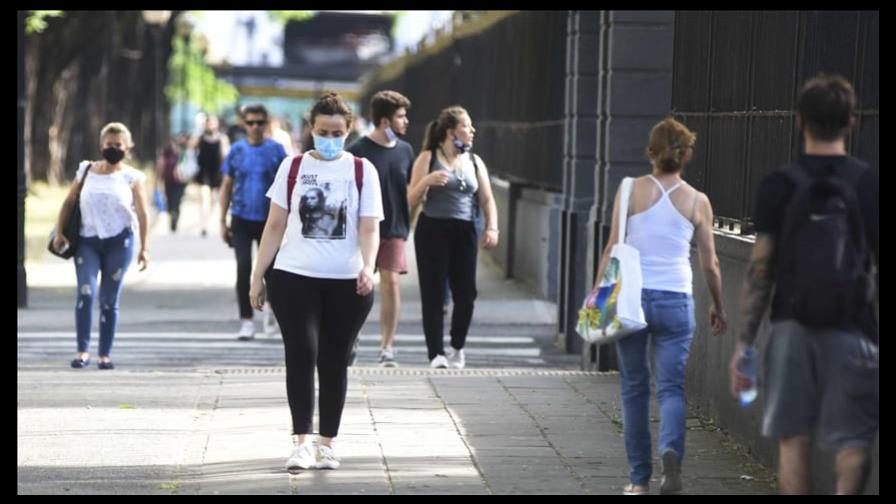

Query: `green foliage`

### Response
(165, 34, 239, 116)
(268, 11, 315, 25)
(25, 10, 64, 34)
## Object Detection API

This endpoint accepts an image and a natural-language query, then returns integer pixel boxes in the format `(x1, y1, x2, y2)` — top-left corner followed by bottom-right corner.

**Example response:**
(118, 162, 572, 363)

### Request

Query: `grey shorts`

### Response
(761, 320, 879, 449)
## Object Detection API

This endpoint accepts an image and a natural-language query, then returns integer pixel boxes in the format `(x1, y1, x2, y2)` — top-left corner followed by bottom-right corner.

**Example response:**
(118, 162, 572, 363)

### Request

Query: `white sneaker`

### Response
(430, 354, 449, 369)
(237, 320, 256, 341)
(316, 444, 340, 470)
(378, 347, 398, 367)
(447, 348, 466, 369)
(286, 443, 316, 473)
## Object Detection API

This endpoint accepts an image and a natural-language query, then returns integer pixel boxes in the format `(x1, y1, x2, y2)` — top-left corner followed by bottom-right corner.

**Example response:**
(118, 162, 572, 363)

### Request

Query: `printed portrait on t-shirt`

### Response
(298, 175, 349, 240)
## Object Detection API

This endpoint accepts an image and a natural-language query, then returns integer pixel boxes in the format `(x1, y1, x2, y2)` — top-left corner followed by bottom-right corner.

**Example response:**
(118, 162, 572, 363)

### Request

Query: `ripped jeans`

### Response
(74, 228, 135, 357)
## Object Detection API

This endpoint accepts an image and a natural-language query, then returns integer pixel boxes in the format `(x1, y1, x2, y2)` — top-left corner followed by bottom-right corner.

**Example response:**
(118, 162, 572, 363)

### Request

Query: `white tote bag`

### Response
(576, 177, 647, 344)
(175, 147, 199, 183)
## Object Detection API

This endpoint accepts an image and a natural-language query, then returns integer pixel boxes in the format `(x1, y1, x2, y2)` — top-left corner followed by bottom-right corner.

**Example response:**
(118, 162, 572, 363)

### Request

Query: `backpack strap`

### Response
(354, 156, 363, 196)
(287, 154, 303, 213)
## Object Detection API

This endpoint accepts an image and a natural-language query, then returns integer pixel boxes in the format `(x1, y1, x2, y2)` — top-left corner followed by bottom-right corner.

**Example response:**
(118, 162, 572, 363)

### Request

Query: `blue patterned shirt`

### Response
(222, 139, 288, 222)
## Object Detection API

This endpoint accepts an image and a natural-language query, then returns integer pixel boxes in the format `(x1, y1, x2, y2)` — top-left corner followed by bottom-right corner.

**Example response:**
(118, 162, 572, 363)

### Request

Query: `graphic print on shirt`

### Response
(298, 172, 350, 240)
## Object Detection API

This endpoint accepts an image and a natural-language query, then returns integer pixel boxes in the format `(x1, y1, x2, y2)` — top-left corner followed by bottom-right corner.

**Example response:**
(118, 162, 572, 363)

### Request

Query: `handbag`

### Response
(576, 176, 647, 344)
(47, 162, 91, 260)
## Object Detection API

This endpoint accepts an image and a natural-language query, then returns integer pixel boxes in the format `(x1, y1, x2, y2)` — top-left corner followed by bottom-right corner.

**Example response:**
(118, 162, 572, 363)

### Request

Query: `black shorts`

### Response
(195, 163, 221, 188)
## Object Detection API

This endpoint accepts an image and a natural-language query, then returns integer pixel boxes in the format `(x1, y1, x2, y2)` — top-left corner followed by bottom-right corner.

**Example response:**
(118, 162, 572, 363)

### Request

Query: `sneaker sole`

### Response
(316, 462, 339, 470)
(286, 460, 314, 473)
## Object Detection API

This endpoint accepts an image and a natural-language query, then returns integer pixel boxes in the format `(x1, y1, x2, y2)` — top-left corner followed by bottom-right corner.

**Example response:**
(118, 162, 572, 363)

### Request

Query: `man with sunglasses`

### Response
(220, 104, 289, 341)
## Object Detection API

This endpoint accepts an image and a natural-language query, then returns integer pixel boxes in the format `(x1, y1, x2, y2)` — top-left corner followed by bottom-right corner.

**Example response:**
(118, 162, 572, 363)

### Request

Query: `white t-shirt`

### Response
(76, 161, 146, 239)
(266, 152, 384, 279)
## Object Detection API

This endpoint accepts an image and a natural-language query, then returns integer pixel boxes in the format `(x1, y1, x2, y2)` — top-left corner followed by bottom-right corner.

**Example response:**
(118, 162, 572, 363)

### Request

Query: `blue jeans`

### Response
(74, 228, 135, 357)
(616, 289, 695, 486)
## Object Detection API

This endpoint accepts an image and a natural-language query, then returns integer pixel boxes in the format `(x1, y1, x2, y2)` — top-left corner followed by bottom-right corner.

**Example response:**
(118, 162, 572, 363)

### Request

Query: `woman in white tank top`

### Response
(591, 118, 728, 495)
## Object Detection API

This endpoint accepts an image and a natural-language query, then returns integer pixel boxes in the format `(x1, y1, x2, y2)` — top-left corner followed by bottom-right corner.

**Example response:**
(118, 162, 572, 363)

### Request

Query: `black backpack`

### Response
(775, 160, 873, 328)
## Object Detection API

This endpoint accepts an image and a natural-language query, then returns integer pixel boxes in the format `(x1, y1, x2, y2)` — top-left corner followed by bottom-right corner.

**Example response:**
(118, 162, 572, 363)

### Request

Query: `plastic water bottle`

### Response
(738, 346, 758, 406)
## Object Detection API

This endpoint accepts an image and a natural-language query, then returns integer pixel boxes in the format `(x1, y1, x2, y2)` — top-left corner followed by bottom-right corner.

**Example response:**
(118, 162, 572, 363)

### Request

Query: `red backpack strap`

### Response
(353, 156, 363, 196)
(287, 154, 303, 213)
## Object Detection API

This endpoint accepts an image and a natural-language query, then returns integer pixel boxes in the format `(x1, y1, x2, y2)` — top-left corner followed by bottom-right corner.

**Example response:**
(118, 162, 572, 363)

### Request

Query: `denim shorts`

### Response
(761, 320, 879, 449)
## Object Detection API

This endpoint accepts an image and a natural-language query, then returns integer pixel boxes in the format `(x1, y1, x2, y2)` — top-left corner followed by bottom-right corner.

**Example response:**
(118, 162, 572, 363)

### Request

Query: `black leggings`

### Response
(268, 269, 373, 438)
(414, 213, 478, 360)
(231, 216, 266, 319)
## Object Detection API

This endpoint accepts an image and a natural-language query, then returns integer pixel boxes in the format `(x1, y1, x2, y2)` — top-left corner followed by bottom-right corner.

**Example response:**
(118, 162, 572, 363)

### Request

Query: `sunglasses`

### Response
(245, 120, 267, 127)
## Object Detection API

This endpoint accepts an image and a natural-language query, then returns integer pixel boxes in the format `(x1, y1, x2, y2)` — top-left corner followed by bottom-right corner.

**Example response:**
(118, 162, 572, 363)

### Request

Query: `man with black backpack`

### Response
(730, 75, 878, 494)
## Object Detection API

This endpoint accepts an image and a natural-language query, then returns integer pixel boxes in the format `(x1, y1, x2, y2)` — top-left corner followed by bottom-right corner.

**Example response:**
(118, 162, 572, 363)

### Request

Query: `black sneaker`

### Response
(660, 449, 682, 495)
(97, 360, 115, 370)
(70, 358, 90, 369)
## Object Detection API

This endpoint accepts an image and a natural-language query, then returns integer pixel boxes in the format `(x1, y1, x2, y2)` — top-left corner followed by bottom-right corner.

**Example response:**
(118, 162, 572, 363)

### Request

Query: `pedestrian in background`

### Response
(730, 74, 878, 495)
(407, 105, 499, 369)
(219, 104, 288, 340)
(196, 115, 229, 237)
(594, 117, 727, 495)
(348, 90, 416, 367)
(52, 122, 150, 370)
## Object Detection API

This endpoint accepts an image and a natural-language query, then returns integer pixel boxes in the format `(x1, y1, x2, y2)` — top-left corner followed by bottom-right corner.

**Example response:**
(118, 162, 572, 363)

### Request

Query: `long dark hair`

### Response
(421, 105, 468, 152)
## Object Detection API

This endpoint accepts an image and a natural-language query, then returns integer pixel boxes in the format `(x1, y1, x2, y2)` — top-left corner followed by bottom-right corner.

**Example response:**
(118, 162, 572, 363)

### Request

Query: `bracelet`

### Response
(487, 228, 499, 233)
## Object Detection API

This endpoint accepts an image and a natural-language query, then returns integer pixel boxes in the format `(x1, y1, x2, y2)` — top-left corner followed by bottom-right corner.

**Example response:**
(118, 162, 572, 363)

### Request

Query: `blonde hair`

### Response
(645, 117, 696, 173)
(99, 122, 134, 148)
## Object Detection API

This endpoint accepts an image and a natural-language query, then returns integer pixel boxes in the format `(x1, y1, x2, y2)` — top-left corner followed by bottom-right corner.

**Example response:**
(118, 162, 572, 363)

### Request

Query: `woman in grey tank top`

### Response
(407, 106, 500, 369)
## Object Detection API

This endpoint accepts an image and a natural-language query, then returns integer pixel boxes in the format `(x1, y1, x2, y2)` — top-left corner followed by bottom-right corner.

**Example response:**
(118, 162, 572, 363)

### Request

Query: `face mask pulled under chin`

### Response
(452, 138, 471, 154)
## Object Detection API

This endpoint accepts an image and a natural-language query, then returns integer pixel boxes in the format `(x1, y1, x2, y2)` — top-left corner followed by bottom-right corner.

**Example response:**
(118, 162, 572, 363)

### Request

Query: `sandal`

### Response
(623, 483, 649, 495)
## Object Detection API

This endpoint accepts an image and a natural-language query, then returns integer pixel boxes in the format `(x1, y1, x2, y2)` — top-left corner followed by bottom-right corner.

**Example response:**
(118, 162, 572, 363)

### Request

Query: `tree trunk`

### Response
(26, 11, 180, 183)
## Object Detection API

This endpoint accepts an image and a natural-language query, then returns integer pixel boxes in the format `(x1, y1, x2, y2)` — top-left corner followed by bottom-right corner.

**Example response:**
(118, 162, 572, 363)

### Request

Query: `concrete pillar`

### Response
(584, 10, 675, 369)
(558, 11, 602, 354)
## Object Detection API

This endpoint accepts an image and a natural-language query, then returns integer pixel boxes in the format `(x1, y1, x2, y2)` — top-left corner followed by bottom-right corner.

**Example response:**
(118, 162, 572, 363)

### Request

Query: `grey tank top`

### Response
(422, 153, 480, 221)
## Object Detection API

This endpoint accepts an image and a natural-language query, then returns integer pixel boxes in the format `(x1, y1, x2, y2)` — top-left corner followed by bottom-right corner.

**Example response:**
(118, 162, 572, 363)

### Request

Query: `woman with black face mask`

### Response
(52, 122, 150, 370)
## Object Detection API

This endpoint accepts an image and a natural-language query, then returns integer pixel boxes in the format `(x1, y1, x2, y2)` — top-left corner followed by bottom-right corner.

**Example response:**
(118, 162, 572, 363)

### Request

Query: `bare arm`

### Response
(356, 216, 380, 295)
(592, 185, 623, 292)
(738, 234, 775, 346)
(249, 202, 288, 311)
(693, 192, 726, 335)
(132, 179, 150, 271)
(729, 233, 775, 397)
(474, 154, 499, 249)
(219, 174, 234, 243)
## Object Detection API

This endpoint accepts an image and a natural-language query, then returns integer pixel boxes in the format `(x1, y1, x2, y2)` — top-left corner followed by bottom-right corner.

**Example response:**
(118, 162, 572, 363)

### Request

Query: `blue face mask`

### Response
(385, 126, 398, 142)
(452, 138, 472, 154)
(313, 134, 345, 160)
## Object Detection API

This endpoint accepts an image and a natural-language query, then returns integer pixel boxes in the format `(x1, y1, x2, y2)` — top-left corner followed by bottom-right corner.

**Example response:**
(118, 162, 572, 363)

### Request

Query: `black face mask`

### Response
(102, 147, 125, 164)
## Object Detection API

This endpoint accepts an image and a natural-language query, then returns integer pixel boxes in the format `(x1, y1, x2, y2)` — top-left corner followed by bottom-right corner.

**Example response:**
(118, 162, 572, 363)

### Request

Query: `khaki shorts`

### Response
(761, 320, 879, 449)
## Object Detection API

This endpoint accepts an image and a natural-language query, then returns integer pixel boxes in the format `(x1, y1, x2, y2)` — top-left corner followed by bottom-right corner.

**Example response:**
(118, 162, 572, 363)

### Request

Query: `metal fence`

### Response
(360, 11, 568, 191)
(672, 10, 879, 230)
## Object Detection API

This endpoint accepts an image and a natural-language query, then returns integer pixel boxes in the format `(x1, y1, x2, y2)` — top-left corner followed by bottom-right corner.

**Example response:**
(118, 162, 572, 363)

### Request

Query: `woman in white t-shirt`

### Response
(249, 93, 383, 473)
(52, 122, 150, 370)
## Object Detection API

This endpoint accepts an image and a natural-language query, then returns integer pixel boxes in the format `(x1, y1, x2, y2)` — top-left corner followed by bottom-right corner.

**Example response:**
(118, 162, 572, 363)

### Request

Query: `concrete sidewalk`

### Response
(18, 186, 776, 494)
(17, 368, 775, 494)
